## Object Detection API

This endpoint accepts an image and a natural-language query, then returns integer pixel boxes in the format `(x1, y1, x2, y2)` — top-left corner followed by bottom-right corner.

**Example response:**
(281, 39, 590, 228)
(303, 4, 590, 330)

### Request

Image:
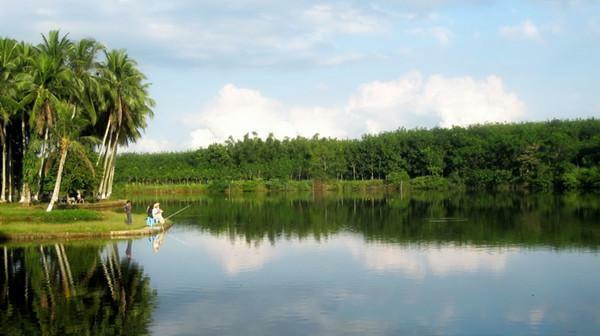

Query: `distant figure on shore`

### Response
(152, 203, 165, 224)
(124, 200, 132, 225)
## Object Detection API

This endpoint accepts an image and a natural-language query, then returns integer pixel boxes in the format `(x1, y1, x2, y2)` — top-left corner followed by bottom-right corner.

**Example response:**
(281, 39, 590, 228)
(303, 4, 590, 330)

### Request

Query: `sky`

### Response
(1, 0, 599, 152)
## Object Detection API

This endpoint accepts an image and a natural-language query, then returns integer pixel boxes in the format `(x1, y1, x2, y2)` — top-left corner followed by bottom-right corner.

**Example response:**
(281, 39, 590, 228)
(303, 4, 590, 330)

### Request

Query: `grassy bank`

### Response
(0, 204, 151, 237)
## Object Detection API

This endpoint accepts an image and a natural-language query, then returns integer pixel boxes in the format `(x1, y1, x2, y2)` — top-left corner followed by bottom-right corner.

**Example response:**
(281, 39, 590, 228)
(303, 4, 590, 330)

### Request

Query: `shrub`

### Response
(410, 176, 450, 190)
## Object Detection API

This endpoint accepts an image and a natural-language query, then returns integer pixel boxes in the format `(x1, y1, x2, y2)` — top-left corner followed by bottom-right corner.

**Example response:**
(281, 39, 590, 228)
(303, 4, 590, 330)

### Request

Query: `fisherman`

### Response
(146, 204, 154, 226)
(152, 202, 165, 224)
(124, 200, 132, 225)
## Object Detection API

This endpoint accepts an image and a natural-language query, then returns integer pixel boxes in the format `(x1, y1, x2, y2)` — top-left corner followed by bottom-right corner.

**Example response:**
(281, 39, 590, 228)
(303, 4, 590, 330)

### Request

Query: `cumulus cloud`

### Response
(500, 20, 541, 40)
(346, 71, 524, 132)
(187, 84, 349, 147)
(408, 26, 453, 45)
(186, 72, 525, 148)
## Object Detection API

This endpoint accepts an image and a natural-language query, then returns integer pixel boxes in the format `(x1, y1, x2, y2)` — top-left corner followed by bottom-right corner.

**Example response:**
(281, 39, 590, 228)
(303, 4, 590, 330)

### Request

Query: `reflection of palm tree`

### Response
(0, 243, 156, 334)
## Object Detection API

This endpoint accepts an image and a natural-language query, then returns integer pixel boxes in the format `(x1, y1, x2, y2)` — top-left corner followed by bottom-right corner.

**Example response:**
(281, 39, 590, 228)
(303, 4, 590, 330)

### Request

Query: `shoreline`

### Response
(1, 221, 173, 243)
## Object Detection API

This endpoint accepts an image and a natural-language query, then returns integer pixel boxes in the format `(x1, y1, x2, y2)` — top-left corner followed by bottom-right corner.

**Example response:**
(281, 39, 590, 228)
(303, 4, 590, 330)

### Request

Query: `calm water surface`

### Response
(2, 192, 600, 335)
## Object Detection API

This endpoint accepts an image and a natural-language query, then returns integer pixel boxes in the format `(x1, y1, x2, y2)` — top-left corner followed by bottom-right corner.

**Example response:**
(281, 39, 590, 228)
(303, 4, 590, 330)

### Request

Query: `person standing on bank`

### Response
(124, 200, 132, 225)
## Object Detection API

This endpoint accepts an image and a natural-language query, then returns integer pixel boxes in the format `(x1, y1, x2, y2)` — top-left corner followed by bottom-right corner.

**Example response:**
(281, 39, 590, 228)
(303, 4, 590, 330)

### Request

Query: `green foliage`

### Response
(115, 119, 600, 191)
(0, 31, 152, 206)
(387, 170, 410, 185)
(409, 176, 450, 190)
(0, 206, 102, 223)
(464, 169, 513, 189)
(43, 146, 98, 197)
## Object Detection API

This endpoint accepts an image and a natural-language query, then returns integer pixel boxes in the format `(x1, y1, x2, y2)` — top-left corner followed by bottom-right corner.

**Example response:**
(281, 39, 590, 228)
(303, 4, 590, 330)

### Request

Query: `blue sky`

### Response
(1, 0, 599, 151)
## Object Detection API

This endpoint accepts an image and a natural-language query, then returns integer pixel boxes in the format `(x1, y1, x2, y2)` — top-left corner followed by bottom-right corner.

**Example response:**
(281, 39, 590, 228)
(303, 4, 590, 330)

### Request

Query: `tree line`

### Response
(0, 31, 154, 210)
(116, 119, 600, 191)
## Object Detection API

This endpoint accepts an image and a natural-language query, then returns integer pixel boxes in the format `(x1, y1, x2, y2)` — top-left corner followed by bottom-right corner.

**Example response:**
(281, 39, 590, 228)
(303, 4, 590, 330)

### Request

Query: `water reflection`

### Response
(141, 228, 600, 336)
(0, 243, 155, 335)
(133, 192, 600, 249)
(345, 241, 512, 278)
(2, 192, 600, 335)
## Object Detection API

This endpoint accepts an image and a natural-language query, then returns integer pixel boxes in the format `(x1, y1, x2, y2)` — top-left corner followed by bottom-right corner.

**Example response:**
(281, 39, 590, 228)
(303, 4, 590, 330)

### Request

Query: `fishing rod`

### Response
(165, 204, 191, 220)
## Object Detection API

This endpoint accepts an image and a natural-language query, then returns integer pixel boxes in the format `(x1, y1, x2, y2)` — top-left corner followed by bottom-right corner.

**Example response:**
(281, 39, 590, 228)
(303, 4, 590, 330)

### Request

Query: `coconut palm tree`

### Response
(67, 38, 104, 124)
(96, 49, 154, 199)
(46, 101, 96, 212)
(0, 38, 19, 202)
(18, 31, 78, 199)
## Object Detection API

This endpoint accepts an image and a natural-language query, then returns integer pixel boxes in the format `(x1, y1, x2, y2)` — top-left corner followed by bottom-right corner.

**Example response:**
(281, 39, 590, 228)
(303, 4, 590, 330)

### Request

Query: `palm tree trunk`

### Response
(96, 117, 112, 166)
(19, 116, 31, 205)
(46, 143, 69, 212)
(98, 130, 114, 199)
(35, 127, 49, 200)
(101, 131, 119, 199)
(106, 144, 118, 198)
(1, 124, 6, 203)
(8, 143, 12, 202)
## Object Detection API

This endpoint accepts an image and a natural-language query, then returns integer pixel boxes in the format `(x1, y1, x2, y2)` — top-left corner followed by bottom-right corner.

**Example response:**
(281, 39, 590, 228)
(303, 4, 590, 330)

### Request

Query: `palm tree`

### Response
(46, 102, 96, 212)
(67, 38, 104, 123)
(15, 41, 35, 204)
(18, 31, 77, 199)
(96, 49, 154, 199)
(0, 38, 19, 202)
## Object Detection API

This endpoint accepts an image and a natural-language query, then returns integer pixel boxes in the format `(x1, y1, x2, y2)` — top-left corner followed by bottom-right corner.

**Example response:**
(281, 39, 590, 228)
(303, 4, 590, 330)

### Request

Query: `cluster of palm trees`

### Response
(0, 31, 154, 211)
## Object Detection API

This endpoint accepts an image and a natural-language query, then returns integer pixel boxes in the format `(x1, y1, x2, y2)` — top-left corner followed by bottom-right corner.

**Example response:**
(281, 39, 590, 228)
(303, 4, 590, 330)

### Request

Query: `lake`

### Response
(1, 192, 600, 335)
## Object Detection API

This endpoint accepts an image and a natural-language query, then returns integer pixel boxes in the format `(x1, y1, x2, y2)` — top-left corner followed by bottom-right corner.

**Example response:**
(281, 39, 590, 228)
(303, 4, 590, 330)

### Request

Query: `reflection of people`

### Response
(152, 231, 166, 253)
(152, 203, 165, 224)
(126, 240, 133, 259)
(124, 200, 132, 225)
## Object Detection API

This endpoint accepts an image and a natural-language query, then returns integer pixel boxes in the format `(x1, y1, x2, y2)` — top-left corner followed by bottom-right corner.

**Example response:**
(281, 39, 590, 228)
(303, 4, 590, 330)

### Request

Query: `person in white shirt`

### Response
(152, 203, 165, 224)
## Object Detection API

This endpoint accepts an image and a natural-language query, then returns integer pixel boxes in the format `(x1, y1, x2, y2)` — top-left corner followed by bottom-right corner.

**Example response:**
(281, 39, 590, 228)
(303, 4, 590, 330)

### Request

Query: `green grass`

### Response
(0, 204, 148, 235)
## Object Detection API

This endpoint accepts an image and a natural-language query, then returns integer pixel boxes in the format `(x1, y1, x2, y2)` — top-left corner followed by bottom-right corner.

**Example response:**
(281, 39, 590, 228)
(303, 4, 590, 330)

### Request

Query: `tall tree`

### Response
(0, 38, 19, 202)
(96, 49, 154, 199)
(18, 31, 76, 199)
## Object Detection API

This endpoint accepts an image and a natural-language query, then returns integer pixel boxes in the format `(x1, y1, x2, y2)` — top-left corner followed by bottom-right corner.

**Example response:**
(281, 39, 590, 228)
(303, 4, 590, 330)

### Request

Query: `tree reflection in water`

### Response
(0, 241, 156, 335)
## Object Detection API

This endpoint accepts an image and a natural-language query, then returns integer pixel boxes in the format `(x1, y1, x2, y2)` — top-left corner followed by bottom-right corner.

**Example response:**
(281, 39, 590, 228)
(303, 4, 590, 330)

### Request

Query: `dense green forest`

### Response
(0, 31, 153, 210)
(116, 119, 600, 191)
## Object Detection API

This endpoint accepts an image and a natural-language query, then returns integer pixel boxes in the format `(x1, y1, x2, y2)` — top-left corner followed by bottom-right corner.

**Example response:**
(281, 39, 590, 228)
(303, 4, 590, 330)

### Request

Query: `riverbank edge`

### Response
(1, 221, 173, 242)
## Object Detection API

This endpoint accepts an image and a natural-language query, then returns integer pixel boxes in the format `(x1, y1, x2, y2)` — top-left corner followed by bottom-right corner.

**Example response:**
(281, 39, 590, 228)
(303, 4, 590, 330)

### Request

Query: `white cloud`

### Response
(408, 26, 452, 45)
(187, 84, 349, 147)
(186, 72, 525, 148)
(500, 20, 541, 40)
(346, 72, 525, 132)
(422, 74, 525, 127)
(121, 137, 189, 153)
(302, 4, 387, 35)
